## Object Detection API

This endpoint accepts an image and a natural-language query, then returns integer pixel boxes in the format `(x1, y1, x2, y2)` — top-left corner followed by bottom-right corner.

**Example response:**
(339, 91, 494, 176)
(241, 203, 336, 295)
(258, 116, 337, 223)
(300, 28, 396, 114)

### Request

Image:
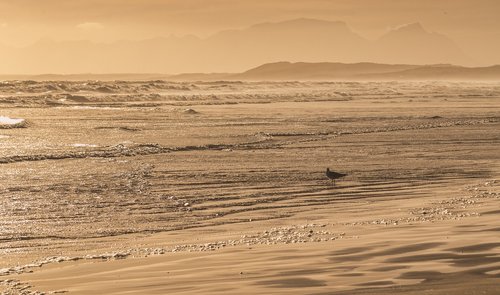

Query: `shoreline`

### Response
(2, 179, 498, 294)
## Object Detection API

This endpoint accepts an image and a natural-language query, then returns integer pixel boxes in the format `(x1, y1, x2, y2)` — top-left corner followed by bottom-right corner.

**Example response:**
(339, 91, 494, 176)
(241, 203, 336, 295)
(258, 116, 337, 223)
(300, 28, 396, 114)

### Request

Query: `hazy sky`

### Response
(0, 0, 499, 64)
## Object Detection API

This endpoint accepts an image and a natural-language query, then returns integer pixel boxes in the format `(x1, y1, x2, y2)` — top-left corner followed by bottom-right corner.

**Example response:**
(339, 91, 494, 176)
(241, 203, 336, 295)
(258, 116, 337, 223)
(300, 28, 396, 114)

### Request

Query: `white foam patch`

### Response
(0, 116, 24, 125)
(72, 143, 98, 148)
(64, 106, 120, 110)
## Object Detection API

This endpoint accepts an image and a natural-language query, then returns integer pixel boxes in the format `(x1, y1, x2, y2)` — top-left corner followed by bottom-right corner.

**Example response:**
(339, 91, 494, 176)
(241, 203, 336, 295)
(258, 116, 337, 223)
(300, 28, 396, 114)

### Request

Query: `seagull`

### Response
(326, 168, 347, 186)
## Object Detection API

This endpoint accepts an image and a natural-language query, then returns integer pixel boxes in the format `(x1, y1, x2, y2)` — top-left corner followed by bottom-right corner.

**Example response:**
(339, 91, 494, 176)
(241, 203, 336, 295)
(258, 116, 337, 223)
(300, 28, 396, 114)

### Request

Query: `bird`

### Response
(325, 168, 347, 186)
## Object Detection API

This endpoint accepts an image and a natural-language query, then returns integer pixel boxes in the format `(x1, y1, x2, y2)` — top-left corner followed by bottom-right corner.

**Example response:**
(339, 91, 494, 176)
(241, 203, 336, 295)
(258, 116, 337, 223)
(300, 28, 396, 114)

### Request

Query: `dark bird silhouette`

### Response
(326, 168, 347, 186)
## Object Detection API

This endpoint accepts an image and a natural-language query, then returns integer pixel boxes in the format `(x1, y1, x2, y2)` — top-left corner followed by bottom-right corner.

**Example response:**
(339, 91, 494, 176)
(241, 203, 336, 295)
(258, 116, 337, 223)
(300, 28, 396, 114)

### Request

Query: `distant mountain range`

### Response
(173, 62, 500, 81)
(229, 62, 418, 80)
(0, 18, 477, 74)
(2, 62, 499, 81)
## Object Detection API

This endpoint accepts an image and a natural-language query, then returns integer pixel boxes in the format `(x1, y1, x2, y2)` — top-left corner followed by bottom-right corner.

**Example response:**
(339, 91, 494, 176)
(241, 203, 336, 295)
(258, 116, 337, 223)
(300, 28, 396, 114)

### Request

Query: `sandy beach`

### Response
(0, 81, 499, 294)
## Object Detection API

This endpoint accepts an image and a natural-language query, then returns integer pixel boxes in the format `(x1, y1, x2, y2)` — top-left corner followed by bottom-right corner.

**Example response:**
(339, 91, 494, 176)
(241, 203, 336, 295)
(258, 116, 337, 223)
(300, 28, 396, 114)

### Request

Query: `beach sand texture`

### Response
(0, 81, 499, 294)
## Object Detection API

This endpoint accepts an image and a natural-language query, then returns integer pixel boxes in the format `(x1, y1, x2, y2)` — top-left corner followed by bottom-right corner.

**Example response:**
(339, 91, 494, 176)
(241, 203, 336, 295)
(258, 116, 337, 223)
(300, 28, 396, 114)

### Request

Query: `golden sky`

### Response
(0, 0, 499, 71)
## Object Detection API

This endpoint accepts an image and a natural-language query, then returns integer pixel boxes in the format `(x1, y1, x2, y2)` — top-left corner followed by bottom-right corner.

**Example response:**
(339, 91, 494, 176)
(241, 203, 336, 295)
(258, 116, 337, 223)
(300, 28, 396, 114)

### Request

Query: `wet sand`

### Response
(0, 81, 499, 294)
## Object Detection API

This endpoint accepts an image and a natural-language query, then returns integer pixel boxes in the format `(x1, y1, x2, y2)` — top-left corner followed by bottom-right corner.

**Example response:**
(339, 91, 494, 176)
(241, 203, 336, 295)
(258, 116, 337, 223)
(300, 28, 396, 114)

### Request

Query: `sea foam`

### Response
(0, 116, 24, 125)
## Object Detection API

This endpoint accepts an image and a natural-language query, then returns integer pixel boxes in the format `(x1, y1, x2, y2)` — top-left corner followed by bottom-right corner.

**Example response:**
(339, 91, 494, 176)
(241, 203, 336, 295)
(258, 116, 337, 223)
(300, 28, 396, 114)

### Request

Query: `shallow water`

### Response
(0, 81, 499, 268)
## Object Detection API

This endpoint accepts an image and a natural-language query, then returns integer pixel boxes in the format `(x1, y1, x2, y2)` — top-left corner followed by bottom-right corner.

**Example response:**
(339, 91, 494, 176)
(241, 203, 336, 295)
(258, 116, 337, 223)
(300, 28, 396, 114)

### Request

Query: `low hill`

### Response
(3, 62, 500, 82)
(228, 62, 500, 81)
(231, 62, 419, 80)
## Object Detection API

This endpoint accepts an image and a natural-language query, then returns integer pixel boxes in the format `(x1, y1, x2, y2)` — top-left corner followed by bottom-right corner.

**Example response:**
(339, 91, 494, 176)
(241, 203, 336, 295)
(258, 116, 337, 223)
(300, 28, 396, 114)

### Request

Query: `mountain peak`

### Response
(250, 18, 348, 30)
(391, 22, 427, 34)
(281, 18, 346, 26)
